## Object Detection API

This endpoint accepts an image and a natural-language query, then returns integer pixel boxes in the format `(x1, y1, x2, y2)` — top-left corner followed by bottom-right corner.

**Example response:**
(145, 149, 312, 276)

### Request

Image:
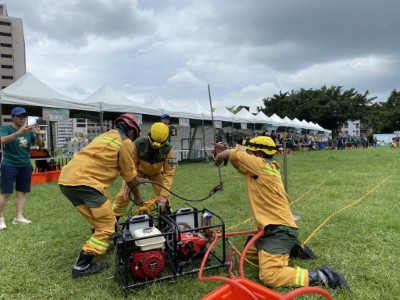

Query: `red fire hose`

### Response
(199, 229, 333, 300)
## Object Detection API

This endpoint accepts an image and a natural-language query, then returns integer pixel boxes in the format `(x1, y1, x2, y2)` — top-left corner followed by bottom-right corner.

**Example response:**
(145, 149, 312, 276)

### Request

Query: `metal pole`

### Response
(283, 130, 288, 193)
(208, 84, 222, 182)
(202, 116, 207, 162)
(100, 103, 104, 133)
(49, 121, 55, 157)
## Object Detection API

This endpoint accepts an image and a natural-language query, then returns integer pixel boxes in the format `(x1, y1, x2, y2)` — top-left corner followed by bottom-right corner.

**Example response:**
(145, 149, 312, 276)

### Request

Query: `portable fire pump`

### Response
(113, 205, 227, 290)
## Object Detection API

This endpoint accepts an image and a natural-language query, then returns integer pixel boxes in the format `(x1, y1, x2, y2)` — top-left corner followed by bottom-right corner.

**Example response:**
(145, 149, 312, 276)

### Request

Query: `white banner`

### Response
(263, 124, 278, 131)
(179, 118, 190, 127)
(42, 108, 69, 121)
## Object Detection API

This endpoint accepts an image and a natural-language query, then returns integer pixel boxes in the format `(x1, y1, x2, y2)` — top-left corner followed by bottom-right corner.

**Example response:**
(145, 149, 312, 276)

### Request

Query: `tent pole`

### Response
(231, 120, 234, 147)
(49, 121, 55, 157)
(283, 128, 288, 193)
(202, 116, 206, 162)
(100, 103, 104, 133)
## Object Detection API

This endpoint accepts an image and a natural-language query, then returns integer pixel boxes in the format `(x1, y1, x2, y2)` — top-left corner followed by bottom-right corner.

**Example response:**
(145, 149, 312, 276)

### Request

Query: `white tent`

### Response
(180, 100, 211, 120)
(301, 119, 315, 130)
(82, 84, 159, 116)
(255, 111, 271, 123)
(212, 103, 234, 122)
(315, 123, 329, 133)
(147, 96, 213, 120)
(282, 116, 296, 128)
(0, 72, 89, 111)
(292, 117, 305, 129)
(235, 108, 257, 124)
(308, 121, 320, 132)
(269, 113, 287, 127)
(148, 96, 181, 117)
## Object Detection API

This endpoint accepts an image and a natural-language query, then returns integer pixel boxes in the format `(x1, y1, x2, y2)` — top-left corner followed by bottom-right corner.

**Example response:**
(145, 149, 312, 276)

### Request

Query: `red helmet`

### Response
(114, 113, 141, 138)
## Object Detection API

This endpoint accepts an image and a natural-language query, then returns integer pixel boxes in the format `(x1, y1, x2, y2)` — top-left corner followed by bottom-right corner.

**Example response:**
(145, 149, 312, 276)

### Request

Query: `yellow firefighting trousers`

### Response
(246, 245, 309, 288)
(76, 200, 114, 255)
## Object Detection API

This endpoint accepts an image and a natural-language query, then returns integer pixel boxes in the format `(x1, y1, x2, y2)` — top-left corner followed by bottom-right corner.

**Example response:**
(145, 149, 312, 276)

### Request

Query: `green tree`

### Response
(259, 85, 375, 136)
(380, 90, 400, 132)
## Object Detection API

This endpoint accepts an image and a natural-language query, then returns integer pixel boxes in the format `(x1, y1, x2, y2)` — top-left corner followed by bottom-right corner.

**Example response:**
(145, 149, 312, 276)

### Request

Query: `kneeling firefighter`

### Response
(113, 122, 177, 216)
(59, 114, 145, 278)
(214, 136, 349, 289)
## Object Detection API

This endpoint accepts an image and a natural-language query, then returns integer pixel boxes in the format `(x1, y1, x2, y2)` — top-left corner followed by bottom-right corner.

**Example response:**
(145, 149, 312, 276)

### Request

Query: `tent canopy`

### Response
(0, 72, 328, 132)
(83, 84, 159, 116)
(213, 103, 234, 122)
(0, 72, 89, 111)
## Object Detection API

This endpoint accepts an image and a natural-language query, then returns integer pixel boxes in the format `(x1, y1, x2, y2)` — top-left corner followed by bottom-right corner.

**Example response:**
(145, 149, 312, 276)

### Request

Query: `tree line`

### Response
(255, 86, 400, 138)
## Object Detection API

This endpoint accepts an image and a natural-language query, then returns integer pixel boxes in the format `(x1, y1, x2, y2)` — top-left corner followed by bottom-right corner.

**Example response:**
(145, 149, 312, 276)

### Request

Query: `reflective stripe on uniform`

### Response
(88, 236, 109, 251)
(93, 137, 122, 150)
(262, 164, 282, 180)
(295, 266, 307, 286)
(112, 202, 126, 213)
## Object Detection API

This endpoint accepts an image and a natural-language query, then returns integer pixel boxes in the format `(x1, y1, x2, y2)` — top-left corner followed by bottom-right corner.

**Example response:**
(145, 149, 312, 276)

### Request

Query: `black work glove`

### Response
(290, 241, 316, 260)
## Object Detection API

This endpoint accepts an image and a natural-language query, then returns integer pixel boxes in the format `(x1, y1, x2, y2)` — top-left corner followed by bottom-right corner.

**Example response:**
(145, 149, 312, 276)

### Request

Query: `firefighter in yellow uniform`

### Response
(214, 136, 349, 289)
(59, 114, 145, 278)
(113, 122, 177, 217)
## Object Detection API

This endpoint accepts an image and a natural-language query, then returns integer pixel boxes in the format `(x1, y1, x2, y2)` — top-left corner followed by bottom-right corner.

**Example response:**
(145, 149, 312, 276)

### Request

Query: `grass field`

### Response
(1, 147, 399, 299)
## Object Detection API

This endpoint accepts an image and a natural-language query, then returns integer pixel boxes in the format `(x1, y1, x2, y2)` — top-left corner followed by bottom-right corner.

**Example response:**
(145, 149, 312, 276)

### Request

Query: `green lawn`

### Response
(1, 147, 399, 299)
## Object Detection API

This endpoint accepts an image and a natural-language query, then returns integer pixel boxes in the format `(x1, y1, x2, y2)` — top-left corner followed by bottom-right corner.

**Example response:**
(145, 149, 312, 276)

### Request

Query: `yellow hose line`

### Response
(226, 217, 254, 231)
(290, 175, 333, 205)
(227, 240, 259, 268)
(226, 176, 331, 231)
(303, 172, 393, 245)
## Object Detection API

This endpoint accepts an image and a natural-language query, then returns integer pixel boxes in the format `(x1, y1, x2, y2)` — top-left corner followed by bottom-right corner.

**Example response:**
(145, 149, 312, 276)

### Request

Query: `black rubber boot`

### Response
(72, 251, 108, 278)
(309, 266, 349, 290)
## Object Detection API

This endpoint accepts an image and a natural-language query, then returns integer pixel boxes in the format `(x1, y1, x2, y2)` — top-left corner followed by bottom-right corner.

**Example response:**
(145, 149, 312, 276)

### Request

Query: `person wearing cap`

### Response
(58, 113, 147, 278)
(0, 107, 43, 230)
(161, 114, 176, 143)
(213, 136, 349, 290)
(113, 122, 177, 217)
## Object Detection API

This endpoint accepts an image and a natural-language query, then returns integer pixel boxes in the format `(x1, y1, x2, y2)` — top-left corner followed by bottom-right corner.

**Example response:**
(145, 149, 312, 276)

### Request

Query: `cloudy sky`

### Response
(5, 0, 400, 112)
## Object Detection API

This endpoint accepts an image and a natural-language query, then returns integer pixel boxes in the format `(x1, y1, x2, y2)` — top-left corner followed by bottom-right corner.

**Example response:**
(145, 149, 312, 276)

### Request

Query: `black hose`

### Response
(130, 180, 223, 203)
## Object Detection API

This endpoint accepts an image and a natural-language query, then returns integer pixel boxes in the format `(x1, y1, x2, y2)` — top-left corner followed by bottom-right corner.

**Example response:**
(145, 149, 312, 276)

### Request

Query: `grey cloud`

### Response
(4, 0, 399, 110)
(194, 0, 400, 71)
(9, 0, 157, 45)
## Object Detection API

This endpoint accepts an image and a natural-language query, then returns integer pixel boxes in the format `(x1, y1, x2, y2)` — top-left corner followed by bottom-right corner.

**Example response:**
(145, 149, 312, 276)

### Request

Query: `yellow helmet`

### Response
(148, 122, 169, 149)
(245, 136, 277, 155)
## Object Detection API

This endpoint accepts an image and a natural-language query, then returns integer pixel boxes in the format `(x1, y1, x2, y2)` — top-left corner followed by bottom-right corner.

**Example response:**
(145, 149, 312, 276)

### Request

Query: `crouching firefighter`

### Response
(59, 114, 146, 278)
(214, 136, 349, 289)
(113, 122, 177, 217)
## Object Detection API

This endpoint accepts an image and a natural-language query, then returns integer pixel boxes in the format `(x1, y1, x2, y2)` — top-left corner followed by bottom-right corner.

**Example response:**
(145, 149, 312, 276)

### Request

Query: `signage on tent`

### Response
(179, 118, 190, 127)
(42, 108, 69, 121)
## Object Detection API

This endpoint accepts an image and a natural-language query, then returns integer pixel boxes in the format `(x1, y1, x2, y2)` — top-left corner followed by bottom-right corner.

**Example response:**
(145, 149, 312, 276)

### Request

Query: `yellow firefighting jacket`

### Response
(59, 129, 137, 200)
(228, 149, 297, 230)
(133, 137, 176, 198)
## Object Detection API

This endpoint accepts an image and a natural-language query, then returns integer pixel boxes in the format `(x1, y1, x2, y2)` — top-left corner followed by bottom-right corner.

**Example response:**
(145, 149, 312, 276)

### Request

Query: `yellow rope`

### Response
(226, 217, 253, 231)
(290, 175, 333, 205)
(303, 171, 393, 244)
(226, 239, 259, 268)
(226, 176, 331, 231)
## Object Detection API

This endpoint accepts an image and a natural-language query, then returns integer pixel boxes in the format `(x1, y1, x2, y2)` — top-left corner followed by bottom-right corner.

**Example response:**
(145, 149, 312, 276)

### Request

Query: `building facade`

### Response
(0, 4, 26, 89)
(340, 120, 360, 137)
